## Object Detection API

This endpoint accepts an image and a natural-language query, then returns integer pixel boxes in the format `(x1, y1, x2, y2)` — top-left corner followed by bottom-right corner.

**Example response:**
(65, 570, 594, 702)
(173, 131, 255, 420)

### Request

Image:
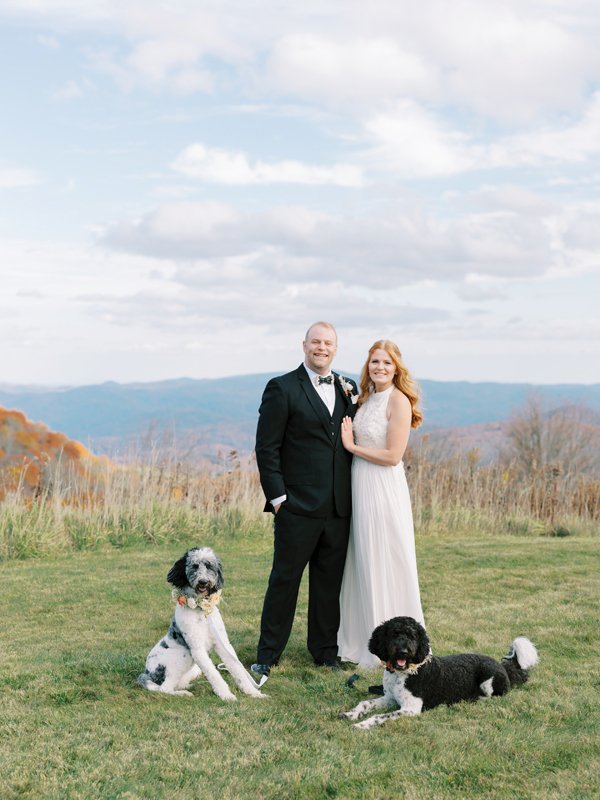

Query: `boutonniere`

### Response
(337, 375, 359, 404)
(171, 588, 222, 615)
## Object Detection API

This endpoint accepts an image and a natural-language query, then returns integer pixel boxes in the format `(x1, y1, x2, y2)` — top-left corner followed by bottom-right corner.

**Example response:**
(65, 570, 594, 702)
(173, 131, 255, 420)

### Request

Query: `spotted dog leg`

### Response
(353, 695, 424, 729)
(340, 696, 393, 721)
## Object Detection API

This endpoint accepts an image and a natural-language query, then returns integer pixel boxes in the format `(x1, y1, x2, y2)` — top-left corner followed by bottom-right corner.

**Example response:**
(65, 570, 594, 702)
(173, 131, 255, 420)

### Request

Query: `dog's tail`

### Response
(501, 637, 539, 687)
(137, 672, 154, 689)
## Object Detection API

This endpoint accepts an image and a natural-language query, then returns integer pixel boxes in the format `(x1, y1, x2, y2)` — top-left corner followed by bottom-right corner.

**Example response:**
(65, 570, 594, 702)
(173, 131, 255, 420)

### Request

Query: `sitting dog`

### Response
(341, 616, 538, 729)
(138, 547, 266, 701)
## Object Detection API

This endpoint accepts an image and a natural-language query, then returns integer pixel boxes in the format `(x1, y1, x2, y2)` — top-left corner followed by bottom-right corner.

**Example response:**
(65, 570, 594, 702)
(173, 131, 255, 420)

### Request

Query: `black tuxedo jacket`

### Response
(255, 365, 358, 518)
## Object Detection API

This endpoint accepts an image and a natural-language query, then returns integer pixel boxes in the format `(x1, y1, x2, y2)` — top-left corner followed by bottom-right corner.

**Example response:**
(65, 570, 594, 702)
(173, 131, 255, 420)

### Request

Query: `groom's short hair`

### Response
(304, 321, 337, 343)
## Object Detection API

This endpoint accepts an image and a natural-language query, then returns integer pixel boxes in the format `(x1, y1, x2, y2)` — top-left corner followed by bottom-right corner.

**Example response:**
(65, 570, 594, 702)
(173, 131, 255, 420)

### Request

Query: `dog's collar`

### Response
(171, 588, 222, 615)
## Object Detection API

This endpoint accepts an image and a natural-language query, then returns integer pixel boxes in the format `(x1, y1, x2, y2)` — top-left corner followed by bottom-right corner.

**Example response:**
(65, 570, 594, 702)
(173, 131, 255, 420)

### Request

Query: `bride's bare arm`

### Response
(341, 390, 412, 466)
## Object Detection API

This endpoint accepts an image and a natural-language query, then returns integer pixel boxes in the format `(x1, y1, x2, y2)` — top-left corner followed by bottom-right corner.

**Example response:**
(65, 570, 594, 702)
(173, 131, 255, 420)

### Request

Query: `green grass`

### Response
(1, 533, 599, 800)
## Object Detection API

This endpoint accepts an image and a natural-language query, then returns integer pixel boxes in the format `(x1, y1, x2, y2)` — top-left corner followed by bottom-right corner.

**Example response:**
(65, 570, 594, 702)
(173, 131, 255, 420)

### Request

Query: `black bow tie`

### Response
(317, 375, 333, 384)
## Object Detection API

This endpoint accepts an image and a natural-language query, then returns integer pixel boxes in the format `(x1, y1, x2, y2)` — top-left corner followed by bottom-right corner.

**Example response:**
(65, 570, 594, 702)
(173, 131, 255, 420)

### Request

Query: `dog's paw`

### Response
(172, 689, 194, 697)
(220, 692, 237, 702)
(352, 719, 374, 730)
(244, 688, 267, 699)
(339, 710, 359, 720)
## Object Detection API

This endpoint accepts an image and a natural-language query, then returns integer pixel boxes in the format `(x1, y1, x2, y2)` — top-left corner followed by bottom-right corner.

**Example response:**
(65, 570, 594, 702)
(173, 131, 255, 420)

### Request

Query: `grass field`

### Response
(1, 532, 599, 800)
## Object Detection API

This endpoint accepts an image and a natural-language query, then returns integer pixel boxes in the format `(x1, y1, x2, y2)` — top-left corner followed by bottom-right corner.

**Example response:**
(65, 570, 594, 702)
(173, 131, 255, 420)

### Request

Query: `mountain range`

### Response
(1, 375, 599, 464)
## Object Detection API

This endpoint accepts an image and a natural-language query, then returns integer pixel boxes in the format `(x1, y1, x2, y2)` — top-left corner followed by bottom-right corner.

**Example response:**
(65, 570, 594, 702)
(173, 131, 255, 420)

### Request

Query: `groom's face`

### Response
(303, 324, 337, 375)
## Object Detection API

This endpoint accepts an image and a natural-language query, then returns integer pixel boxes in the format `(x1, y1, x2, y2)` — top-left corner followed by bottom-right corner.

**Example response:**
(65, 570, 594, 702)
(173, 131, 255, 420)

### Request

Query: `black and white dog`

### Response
(341, 616, 538, 729)
(138, 547, 266, 701)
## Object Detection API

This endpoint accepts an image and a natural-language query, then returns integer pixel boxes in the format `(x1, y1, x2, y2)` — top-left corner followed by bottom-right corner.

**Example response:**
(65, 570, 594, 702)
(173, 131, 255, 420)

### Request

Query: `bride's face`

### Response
(368, 348, 396, 391)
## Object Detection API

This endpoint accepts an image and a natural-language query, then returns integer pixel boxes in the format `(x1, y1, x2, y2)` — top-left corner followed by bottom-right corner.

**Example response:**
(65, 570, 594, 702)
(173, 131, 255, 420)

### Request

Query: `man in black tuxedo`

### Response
(251, 322, 357, 677)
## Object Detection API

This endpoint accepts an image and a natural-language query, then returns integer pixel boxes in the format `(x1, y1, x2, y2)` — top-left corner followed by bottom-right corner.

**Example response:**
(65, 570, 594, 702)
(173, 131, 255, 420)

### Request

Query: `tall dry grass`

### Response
(406, 442, 599, 538)
(408, 398, 600, 537)
(0, 450, 268, 560)
(1, 437, 597, 561)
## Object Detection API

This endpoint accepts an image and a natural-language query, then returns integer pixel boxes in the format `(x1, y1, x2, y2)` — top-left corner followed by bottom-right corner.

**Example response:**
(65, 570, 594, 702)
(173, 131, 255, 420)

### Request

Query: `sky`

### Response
(1, 0, 600, 388)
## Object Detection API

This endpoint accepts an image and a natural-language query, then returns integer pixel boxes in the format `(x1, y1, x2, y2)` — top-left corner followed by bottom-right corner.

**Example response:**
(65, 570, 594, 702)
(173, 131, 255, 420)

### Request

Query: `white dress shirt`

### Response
(303, 363, 336, 415)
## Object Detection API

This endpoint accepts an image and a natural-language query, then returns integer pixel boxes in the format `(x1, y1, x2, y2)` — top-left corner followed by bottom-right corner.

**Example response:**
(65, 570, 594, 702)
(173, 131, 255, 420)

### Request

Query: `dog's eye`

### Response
(203, 561, 212, 569)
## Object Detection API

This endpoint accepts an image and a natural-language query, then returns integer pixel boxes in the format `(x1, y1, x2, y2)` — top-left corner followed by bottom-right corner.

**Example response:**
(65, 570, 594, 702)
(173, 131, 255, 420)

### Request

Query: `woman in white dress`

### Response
(337, 340, 425, 667)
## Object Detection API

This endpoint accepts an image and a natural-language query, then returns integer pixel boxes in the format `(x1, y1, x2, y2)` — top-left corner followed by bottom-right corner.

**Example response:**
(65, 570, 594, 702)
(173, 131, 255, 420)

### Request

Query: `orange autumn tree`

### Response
(0, 407, 110, 503)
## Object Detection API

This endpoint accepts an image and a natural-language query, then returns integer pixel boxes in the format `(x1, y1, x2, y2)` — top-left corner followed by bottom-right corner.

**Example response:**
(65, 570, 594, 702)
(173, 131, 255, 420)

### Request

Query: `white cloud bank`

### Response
(362, 90, 600, 179)
(1, 0, 599, 385)
(0, 165, 41, 189)
(171, 143, 363, 186)
(100, 198, 562, 285)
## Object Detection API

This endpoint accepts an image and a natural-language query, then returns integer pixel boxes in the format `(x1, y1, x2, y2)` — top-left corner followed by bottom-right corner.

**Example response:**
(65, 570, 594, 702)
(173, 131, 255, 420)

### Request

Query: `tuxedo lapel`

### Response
(297, 365, 337, 440)
(332, 372, 354, 410)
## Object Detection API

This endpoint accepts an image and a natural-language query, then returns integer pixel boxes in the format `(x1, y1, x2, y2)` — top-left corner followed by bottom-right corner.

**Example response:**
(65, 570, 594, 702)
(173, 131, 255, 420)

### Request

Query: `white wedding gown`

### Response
(338, 386, 425, 667)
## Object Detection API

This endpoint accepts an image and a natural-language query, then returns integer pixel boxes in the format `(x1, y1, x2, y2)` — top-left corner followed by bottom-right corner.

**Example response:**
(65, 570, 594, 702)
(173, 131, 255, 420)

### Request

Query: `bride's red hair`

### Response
(358, 340, 422, 428)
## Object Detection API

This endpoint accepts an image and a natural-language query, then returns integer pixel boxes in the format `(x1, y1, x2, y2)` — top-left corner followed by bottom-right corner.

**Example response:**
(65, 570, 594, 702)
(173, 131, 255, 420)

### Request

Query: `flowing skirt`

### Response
(338, 458, 425, 667)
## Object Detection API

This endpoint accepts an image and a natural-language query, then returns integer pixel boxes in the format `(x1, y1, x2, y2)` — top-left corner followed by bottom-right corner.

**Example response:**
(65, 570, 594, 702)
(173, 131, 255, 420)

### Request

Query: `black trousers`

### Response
(256, 506, 350, 665)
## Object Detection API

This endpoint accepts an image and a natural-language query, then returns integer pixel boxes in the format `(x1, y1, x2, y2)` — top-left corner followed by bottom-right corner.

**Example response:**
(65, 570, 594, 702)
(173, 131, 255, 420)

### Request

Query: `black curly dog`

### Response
(341, 616, 538, 729)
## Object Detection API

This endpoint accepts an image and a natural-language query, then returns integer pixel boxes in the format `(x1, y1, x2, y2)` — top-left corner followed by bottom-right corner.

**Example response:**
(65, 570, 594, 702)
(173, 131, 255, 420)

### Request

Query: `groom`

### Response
(251, 321, 357, 678)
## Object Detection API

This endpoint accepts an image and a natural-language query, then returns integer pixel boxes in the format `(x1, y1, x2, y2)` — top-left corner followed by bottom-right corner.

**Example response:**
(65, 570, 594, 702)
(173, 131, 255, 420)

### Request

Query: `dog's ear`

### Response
(368, 622, 387, 660)
(167, 553, 189, 588)
(214, 555, 225, 591)
(413, 620, 430, 663)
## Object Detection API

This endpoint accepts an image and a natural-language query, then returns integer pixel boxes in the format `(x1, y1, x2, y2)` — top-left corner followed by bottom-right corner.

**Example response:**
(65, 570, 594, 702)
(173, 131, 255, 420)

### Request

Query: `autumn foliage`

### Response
(0, 407, 110, 502)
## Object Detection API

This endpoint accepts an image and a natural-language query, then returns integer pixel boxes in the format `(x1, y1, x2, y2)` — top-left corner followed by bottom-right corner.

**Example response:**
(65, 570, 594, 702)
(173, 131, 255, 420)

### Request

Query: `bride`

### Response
(337, 339, 425, 667)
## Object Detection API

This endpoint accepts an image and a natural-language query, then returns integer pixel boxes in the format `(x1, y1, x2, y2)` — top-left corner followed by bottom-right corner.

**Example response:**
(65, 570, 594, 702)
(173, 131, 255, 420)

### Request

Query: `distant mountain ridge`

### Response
(1, 375, 599, 460)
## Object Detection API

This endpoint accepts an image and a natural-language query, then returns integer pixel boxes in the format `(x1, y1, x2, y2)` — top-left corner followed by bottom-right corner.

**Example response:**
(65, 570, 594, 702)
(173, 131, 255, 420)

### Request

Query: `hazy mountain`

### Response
(1, 375, 599, 461)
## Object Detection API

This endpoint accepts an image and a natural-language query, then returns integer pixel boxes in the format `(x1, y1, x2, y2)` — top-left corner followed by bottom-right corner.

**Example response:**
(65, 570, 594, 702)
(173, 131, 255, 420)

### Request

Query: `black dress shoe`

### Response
(250, 663, 271, 677)
(315, 657, 345, 671)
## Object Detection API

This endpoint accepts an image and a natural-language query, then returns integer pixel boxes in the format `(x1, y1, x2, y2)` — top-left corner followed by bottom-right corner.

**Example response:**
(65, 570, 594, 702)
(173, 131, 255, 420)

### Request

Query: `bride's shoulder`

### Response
(388, 388, 411, 416)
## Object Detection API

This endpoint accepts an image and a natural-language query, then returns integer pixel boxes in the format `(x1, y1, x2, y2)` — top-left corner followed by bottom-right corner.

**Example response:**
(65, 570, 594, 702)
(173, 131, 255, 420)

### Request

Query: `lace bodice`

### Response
(353, 386, 392, 449)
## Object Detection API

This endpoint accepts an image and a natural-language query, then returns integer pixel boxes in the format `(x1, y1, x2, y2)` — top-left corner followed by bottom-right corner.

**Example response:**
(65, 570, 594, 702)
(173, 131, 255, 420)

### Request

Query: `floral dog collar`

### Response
(171, 588, 222, 615)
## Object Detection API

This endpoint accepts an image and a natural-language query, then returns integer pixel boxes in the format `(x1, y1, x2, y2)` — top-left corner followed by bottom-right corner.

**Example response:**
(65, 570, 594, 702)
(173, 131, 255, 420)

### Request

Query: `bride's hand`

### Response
(341, 416, 355, 452)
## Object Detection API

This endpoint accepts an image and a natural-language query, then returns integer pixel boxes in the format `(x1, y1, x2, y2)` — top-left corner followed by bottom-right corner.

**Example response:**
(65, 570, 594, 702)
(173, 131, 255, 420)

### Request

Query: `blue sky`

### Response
(1, 0, 599, 387)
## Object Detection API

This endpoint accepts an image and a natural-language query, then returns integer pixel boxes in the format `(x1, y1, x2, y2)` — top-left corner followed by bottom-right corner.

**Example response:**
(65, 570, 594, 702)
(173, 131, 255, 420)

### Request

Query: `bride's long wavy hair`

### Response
(358, 340, 423, 428)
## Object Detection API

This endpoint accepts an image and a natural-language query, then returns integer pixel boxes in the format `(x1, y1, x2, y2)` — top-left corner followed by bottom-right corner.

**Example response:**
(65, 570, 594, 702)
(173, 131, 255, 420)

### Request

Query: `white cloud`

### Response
(488, 91, 600, 167)
(124, 38, 214, 93)
(0, 165, 41, 189)
(4, 0, 596, 123)
(171, 142, 363, 186)
(364, 101, 476, 178)
(52, 79, 84, 101)
(455, 275, 509, 302)
(469, 185, 558, 216)
(435, 1, 596, 122)
(101, 198, 563, 285)
(76, 278, 449, 333)
(104, 202, 243, 258)
(85, 43, 215, 94)
(266, 33, 437, 109)
(362, 91, 600, 179)
(562, 204, 600, 249)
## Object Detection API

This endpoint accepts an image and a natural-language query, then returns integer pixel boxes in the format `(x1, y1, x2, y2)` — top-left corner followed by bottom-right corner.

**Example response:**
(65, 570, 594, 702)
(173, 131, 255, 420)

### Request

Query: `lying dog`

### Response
(341, 616, 538, 729)
(138, 547, 266, 701)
